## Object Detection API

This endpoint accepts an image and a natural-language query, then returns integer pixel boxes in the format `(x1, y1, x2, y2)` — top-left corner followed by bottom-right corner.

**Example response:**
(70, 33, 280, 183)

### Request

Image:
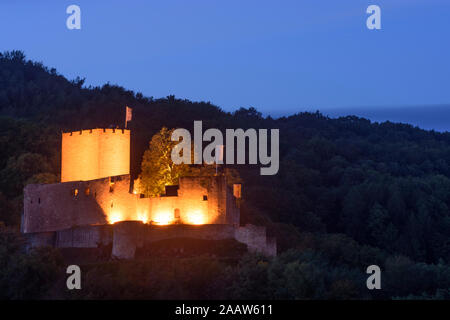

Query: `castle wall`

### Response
(104, 175, 144, 223)
(24, 231, 55, 248)
(178, 176, 217, 224)
(23, 180, 107, 233)
(23, 174, 240, 235)
(226, 185, 240, 226)
(144, 176, 237, 225)
(235, 224, 277, 256)
(144, 224, 236, 243)
(61, 129, 130, 182)
(147, 196, 180, 224)
(25, 223, 276, 258)
(112, 221, 144, 259)
(176, 175, 241, 225)
(23, 175, 143, 233)
(204, 176, 226, 224)
(56, 225, 113, 248)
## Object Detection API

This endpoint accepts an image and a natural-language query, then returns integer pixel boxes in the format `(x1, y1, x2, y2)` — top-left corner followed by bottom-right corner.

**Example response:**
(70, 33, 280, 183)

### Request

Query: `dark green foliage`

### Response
(0, 227, 63, 299)
(60, 256, 233, 300)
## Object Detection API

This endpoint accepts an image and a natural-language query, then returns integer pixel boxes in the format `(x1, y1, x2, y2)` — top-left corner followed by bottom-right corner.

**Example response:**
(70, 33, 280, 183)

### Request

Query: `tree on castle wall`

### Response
(138, 127, 190, 197)
(138, 127, 242, 197)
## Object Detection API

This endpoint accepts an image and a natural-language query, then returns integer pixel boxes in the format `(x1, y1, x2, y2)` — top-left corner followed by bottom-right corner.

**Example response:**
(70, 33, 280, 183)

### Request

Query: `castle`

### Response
(22, 128, 276, 259)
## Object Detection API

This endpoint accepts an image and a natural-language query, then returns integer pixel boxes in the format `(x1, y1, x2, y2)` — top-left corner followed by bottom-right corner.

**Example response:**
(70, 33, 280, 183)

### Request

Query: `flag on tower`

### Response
(125, 106, 132, 128)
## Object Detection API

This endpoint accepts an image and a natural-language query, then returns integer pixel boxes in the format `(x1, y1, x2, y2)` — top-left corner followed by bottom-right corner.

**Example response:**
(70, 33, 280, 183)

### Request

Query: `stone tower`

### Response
(61, 128, 130, 182)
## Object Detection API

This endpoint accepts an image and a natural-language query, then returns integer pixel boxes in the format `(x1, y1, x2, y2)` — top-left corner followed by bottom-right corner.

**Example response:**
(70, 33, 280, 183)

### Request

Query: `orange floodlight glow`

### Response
(186, 209, 206, 225)
(108, 211, 123, 224)
(153, 211, 173, 225)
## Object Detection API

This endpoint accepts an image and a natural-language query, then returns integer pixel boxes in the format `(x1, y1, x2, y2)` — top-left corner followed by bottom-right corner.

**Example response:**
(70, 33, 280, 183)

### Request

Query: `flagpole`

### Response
(125, 106, 130, 129)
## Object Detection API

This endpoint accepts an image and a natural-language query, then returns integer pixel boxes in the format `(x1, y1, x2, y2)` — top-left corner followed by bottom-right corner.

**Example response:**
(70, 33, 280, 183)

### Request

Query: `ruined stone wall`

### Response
(203, 176, 226, 224)
(24, 231, 55, 248)
(22, 175, 144, 233)
(178, 176, 216, 224)
(235, 224, 277, 256)
(144, 224, 236, 243)
(23, 174, 240, 233)
(56, 225, 113, 248)
(177, 175, 240, 225)
(226, 185, 240, 226)
(112, 221, 144, 259)
(104, 175, 145, 223)
(61, 129, 130, 182)
(136, 175, 239, 225)
(26, 223, 276, 258)
(147, 196, 181, 224)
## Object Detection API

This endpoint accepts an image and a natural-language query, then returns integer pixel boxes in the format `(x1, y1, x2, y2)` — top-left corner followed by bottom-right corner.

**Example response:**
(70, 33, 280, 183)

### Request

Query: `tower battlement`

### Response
(61, 128, 130, 182)
(64, 128, 130, 136)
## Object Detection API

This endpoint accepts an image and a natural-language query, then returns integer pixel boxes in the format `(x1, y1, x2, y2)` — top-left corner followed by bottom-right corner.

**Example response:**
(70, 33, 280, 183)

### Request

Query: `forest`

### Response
(0, 51, 450, 299)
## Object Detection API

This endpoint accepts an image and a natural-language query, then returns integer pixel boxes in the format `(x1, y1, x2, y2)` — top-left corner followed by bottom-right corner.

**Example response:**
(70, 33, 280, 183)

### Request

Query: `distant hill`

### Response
(322, 105, 450, 133)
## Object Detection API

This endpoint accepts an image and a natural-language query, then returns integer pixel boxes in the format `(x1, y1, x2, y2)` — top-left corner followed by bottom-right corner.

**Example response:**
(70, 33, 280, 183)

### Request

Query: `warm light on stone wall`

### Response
(108, 211, 124, 224)
(24, 174, 239, 232)
(152, 210, 174, 225)
(185, 209, 207, 225)
(61, 129, 130, 182)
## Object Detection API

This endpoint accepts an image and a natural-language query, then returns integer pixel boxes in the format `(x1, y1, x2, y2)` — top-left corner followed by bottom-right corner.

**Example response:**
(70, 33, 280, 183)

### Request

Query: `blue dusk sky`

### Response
(0, 0, 450, 130)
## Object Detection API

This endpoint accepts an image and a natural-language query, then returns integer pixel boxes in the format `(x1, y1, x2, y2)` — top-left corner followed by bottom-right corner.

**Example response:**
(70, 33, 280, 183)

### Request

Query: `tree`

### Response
(138, 127, 242, 197)
(138, 127, 190, 196)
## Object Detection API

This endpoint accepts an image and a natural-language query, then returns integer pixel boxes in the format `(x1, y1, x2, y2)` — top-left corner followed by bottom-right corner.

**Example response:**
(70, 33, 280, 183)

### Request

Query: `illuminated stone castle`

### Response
(22, 128, 276, 258)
